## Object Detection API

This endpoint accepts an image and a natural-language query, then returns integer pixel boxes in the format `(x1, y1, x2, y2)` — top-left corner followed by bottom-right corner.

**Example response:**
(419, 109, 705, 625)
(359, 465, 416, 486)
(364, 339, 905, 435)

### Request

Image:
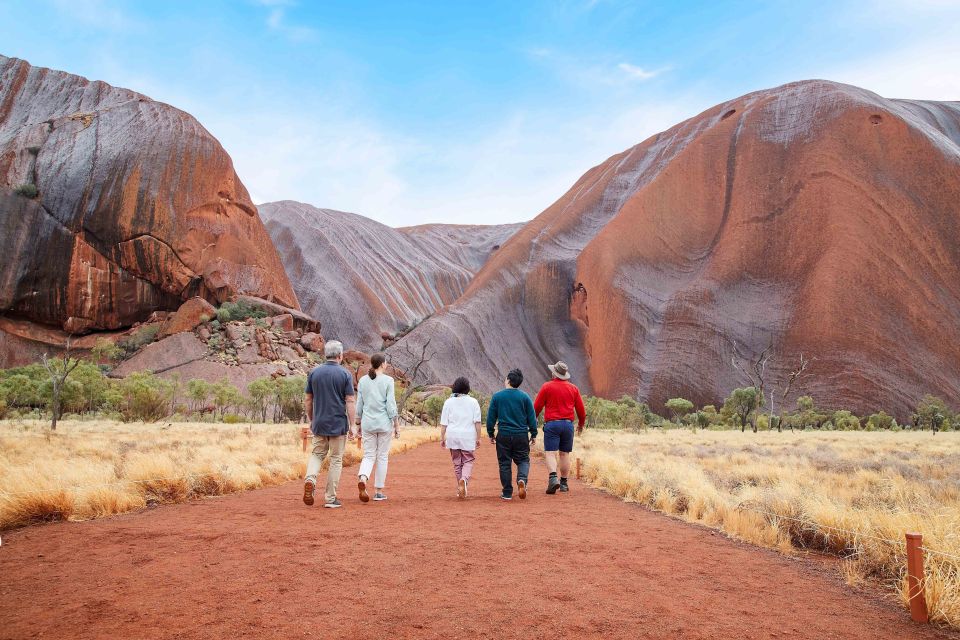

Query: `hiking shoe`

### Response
(323, 499, 342, 509)
(457, 479, 466, 499)
(546, 476, 561, 494)
(559, 482, 570, 493)
(500, 493, 513, 501)
(373, 492, 387, 501)
(517, 479, 527, 499)
(303, 482, 315, 506)
(358, 477, 370, 503)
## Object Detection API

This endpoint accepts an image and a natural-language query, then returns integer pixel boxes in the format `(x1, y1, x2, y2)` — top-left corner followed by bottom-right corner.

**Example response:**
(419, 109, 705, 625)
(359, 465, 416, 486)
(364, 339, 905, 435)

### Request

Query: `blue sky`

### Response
(1, 0, 958, 226)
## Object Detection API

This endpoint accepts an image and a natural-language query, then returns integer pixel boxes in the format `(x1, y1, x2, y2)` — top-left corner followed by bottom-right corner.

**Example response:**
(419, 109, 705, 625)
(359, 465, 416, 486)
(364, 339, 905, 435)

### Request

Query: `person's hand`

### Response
(530, 437, 536, 446)
(394, 429, 400, 439)
(440, 438, 446, 448)
(576, 425, 584, 436)
(476, 439, 481, 447)
(489, 437, 496, 445)
(347, 429, 356, 441)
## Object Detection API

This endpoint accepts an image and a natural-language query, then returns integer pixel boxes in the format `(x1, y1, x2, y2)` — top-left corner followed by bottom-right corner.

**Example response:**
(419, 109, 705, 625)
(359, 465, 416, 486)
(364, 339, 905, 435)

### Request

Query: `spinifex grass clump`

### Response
(0, 420, 438, 529)
(577, 429, 960, 628)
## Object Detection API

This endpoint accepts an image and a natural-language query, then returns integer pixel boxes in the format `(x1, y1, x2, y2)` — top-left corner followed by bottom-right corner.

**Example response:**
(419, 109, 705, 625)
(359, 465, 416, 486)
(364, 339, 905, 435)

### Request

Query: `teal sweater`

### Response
(486, 388, 538, 438)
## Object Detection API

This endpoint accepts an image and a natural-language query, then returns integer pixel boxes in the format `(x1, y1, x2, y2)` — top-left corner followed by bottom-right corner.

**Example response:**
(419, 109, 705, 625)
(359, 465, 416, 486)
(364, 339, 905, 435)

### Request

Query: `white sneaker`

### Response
(373, 492, 387, 501)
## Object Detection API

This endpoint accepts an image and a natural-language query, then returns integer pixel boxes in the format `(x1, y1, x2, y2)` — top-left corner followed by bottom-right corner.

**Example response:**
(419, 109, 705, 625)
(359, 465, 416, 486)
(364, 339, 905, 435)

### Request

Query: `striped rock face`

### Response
(390, 80, 960, 418)
(0, 56, 298, 334)
(260, 200, 522, 352)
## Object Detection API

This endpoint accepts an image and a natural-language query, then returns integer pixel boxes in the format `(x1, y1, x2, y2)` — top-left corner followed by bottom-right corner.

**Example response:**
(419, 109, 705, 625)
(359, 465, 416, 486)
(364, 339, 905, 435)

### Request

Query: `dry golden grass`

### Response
(576, 429, 960, 628)
(0, 419, 438, 529)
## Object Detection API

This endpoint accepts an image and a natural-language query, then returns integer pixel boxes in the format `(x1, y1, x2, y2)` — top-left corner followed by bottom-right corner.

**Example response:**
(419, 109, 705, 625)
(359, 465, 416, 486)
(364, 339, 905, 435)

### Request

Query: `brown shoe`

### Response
(358, 477, 370, 503)
(518, 479, 527, 500)
(457, 478, 466, 499)
(303, 482, 315, 506)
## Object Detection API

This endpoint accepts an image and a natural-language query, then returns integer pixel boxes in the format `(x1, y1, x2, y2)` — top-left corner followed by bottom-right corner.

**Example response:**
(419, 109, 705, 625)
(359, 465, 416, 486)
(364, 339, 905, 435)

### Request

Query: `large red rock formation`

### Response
(390, 80, 960, 418)
(0, 55, 298, 335)
(260, 200, 521, 351)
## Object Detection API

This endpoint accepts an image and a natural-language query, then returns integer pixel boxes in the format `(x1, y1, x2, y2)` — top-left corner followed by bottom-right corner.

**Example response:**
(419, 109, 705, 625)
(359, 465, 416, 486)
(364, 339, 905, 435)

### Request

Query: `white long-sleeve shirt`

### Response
(356, 373, 398, 433)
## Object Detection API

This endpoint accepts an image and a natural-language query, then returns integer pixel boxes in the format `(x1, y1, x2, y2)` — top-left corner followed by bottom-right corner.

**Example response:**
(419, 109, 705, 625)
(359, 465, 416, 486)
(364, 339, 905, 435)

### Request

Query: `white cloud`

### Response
(617, 63, 660, 81)
(259, 3, 317, 42)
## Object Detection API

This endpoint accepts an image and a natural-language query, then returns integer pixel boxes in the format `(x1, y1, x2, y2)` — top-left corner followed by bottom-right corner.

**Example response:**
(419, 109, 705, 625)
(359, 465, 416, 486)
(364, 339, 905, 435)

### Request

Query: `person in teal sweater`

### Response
(486, 368, 538, 500)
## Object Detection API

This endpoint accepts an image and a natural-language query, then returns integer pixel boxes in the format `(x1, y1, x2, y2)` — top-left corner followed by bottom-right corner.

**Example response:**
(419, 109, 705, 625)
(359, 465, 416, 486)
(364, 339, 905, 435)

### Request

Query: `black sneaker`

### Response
(559, 480, 570, 493)
(500, 493, 513, 501)
(324, 499, 343, 509)
(546, 476, 561, 494)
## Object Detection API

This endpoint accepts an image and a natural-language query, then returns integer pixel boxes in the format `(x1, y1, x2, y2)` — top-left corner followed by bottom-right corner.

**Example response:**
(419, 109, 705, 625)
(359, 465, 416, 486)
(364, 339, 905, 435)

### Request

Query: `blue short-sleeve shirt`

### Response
(305, 362, 355, 436)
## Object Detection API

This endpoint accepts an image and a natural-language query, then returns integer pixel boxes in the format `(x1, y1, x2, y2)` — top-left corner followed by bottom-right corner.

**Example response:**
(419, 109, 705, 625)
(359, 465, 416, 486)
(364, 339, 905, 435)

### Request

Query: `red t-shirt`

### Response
(534, 379, 586, 427)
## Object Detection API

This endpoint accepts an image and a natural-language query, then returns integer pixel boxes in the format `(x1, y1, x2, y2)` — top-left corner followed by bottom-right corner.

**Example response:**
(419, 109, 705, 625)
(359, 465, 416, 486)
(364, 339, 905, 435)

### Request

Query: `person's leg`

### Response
(495, 435, 513, 497)
(558, 421, 574, 491)
(305, 436, 330, 485)
(358, 431, 376, 481)
(513, 435, 531, 485)
(460, 450, 476, 481)
(558, 451, 571, 477)
(324, 435, 346, 504)
(542, 422, 562, 493)
(450, 449, 464, 480)
(374, 432, 390, 489)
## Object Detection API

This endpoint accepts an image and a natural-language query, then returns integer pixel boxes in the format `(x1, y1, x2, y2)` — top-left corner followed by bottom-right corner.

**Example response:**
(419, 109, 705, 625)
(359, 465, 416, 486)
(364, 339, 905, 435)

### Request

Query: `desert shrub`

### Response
(117, 372, 173, 421)
(0, 399, 7, 418)
(915, 395, 954, 432)
(424, 390, 451, 426)
(274, 376, 306, 422)
(222, 413, 243, 424)
(211, 379, 242, 419)
(832, 410, 861, 430)
(216, 300, 267, 323)
(117, 325, 160, 355)
(91, 338, 123, 365)
(665, 397, 694, 424)
(14, 183, 38, 198)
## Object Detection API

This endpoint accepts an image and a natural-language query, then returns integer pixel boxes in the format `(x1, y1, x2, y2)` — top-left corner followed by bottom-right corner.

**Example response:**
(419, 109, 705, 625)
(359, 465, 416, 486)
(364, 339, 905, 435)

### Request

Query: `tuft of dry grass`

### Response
(576, 429, 960, 629)
(0, 420, 437, 529)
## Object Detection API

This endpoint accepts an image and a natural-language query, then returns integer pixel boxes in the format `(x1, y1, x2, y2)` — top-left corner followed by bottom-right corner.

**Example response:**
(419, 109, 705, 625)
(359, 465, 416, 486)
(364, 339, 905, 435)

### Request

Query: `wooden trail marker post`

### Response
(576, 457, 582, 480)
(301, 426, 310, 452)
(905, 532, 929, 623)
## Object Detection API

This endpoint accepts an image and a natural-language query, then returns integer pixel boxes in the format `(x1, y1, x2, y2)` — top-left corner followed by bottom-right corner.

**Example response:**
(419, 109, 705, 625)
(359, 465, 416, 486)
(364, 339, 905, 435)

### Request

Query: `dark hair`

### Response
(369, 353, 385, 379)
(506, 368, 523, 388)
(451, 377, 470, 395)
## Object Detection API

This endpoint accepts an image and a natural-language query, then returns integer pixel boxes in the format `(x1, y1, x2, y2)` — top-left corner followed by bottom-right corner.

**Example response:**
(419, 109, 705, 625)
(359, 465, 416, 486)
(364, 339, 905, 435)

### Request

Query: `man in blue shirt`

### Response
(486, 368, 538, 501)
(303, 340, 357, 508)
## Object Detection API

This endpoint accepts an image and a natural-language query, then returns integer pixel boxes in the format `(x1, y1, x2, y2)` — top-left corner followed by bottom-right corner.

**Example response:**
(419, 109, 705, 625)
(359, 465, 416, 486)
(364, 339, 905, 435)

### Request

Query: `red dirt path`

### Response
(0, 443, 954, 640)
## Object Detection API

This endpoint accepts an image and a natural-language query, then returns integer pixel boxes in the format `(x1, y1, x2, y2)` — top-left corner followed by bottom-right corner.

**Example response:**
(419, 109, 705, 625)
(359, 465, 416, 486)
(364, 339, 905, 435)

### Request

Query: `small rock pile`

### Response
(196, 314, 326, 378)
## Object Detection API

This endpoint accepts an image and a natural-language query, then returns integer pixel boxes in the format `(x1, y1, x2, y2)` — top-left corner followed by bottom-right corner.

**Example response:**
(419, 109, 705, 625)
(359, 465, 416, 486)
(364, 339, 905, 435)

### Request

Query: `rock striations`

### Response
(260, 200, 521, 351)
(389, 80, 960, 418)
(0, 55, 298, 336)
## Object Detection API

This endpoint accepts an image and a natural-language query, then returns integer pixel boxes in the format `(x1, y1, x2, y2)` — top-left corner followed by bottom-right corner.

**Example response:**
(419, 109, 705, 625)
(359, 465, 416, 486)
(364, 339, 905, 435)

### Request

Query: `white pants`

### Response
(358, 431, 392, 489)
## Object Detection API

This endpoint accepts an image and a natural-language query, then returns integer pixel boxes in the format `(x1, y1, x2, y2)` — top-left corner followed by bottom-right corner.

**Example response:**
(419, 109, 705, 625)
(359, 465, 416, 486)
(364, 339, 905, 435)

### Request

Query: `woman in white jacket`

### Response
(355, 353, 399, 502)
(440, 377, 482, 499)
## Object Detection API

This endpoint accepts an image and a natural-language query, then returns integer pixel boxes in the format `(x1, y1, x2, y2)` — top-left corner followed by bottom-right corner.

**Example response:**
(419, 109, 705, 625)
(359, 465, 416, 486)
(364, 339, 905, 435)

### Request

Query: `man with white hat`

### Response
(533, 361, 586, 494)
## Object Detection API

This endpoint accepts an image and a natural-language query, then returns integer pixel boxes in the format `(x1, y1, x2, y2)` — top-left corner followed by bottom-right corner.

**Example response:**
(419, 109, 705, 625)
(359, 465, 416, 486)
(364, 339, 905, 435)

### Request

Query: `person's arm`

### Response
(304, 393, 313, 423)
(439, 400, 449, 448)
(355, 384, 364, 426)
(346, 395, 357, 438)
(486, 395, 498, 443)
(387, 378, 400, 435)
(526, 396, 538, 443)
(574, 388, 586, 434)
(473, 399, 482, 446)
(533, 385, 546, 418)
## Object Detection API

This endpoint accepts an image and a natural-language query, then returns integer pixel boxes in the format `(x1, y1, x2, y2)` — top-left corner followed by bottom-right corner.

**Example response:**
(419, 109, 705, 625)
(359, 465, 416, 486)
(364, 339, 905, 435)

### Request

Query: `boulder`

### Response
(0, 55, 299, 333)
(276, 345, 299, 362)
(300, 332, 324, 352)
(272, 314, 294, 332)
(111, 332, 208, 377)
(158, 297, 216, 338)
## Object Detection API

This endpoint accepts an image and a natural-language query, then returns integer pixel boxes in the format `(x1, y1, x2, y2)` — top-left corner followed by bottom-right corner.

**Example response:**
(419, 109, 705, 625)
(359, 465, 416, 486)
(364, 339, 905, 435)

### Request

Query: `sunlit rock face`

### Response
(260, 200, 522, 351)
(0, 55, 299, 335)
(391, 80, 960, 418)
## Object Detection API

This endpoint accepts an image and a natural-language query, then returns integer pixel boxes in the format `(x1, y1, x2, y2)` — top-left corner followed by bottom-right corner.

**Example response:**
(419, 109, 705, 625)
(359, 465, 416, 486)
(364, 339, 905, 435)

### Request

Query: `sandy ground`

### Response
(0, 442, 954, 640)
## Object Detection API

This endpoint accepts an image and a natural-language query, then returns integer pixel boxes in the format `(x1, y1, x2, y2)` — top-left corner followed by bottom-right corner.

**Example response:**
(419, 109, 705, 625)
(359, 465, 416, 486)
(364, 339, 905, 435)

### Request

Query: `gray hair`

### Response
(324, 340, 344, 359)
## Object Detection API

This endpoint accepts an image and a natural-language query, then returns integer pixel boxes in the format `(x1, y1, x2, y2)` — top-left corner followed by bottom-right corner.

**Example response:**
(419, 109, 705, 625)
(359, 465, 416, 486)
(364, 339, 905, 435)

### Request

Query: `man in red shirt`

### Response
(533, 361, 586, 494)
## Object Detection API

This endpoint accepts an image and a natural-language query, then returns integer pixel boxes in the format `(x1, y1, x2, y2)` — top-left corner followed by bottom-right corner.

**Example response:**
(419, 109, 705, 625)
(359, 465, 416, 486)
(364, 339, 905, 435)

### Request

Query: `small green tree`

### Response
(247, 378, 273, 423)
(723, 387, 759, 432)
(118, 372, 173, 422)
(40, 345, 82, 430)
(424, 390, 451, 426)
(187, 379, 212, 413)
(211, 379, 242, 419)
(915, 395, 952, 433)
(665, 398, 695, 425)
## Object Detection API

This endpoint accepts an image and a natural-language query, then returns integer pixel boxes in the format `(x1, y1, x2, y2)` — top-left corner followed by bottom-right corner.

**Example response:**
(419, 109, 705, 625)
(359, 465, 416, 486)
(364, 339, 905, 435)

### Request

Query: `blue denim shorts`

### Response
(543, 420, 575, 452)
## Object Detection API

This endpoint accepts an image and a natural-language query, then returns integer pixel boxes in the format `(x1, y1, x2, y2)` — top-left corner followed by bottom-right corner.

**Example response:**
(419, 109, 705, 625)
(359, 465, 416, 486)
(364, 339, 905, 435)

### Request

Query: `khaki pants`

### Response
(305, 435, 347, 504)
(358, 431, 392, 489)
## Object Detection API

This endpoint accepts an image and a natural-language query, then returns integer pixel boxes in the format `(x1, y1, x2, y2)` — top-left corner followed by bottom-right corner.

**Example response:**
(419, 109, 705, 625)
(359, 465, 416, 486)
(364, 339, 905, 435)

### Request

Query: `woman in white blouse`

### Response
(440, 377, 482, 499)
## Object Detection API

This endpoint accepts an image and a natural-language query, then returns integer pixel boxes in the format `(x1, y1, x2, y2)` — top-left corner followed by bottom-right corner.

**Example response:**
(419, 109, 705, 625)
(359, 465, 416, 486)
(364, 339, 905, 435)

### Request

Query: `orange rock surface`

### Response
(391, 80, 960, 418)
(0, 55, 298, 335)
